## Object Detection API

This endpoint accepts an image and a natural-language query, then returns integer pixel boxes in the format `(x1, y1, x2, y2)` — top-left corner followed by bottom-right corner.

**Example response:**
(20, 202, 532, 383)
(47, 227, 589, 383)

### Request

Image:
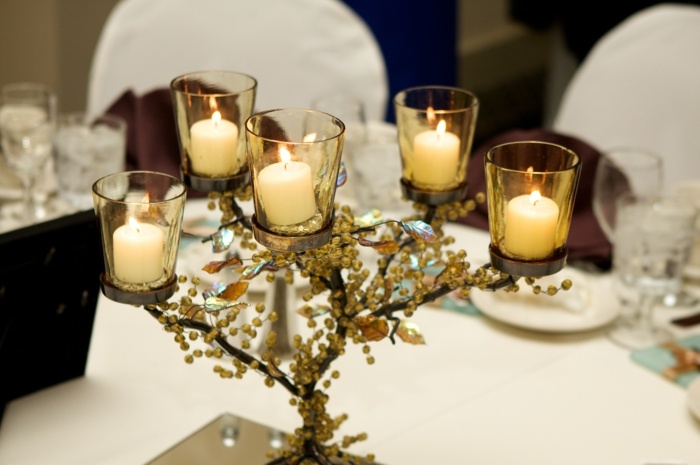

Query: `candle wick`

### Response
(284, 162, 289, 170)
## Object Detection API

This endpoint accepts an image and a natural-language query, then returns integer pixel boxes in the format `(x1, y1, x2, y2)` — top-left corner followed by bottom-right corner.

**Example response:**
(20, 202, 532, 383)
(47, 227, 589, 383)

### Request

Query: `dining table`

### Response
(0, 196, 699, 465)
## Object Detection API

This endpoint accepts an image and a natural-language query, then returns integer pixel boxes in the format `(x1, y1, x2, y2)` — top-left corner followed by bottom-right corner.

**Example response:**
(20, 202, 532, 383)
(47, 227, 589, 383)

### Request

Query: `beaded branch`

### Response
(142, 186, 571, 465)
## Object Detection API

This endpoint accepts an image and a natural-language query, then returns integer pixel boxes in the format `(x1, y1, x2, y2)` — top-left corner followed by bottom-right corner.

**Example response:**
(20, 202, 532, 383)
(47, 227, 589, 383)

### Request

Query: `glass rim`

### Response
(485, 140, 581, 175)
(170, 70, 258, 97)
(245, 108, 346, 144)
(92, 170, 187, 205)
(393, 85, 479, 113)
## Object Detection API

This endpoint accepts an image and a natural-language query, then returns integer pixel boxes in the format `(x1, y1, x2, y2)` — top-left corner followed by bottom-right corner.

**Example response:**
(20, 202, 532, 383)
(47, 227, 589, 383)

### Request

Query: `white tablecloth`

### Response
(1, 199, 698, 465)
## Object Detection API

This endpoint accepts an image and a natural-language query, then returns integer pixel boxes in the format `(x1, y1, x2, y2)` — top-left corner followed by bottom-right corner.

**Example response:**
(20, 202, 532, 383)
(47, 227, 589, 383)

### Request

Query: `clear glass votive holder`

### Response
(245, 108, 345, 252)
(170, 70, 257, 192)
(92, 171, 187, 304)
(485, 141, 581, 277)
(394, 85, 479, 204)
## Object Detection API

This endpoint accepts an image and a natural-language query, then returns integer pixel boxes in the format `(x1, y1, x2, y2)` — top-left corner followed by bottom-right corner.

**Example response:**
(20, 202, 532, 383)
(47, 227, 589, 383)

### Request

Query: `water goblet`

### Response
(0, 82, 57, 227)
(609, 193, 697, 349)
(592, 147, 663, 241)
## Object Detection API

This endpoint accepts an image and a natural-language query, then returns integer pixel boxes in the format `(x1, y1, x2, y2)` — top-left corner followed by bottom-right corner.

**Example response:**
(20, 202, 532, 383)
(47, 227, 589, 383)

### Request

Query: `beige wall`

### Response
(0, 0, 118, 113)
(0, 0, 556, 125)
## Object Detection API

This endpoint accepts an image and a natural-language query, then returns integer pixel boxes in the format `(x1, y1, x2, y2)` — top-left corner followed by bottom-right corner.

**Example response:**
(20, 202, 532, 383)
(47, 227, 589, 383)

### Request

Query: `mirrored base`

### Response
(146, 413, 381, 465)
(147, 413, 287, 465)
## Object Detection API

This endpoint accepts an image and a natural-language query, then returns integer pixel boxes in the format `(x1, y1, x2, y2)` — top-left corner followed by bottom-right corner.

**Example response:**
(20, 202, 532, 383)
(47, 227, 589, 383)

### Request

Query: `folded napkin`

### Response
(457, 128, 612, 269)
(104, 89, 205, 198)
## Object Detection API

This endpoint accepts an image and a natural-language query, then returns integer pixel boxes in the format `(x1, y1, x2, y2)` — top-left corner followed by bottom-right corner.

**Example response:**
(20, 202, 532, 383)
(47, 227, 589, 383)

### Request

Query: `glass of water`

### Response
(0, 82, 57, 226)
(54, 112, 127, 211)
(609, 193, 697, 349)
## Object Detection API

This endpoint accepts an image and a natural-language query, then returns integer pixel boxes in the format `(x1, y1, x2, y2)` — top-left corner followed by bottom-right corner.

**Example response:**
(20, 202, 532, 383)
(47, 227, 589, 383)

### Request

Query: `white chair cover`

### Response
(86, 0, 388, 122)
(551, 3, 700, 192)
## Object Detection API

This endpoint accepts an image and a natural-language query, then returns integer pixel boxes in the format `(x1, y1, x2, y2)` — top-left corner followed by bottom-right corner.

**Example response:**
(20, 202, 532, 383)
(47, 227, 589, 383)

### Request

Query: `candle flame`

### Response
(212, 111, 222, 128)
(279, 146, 292, 164)
(128, 216, 141, 233)
(303, 133, 317, 143)
(529, 190, 542, 206)
(426, 106, 436, 124)
(436, 120, 447, 143)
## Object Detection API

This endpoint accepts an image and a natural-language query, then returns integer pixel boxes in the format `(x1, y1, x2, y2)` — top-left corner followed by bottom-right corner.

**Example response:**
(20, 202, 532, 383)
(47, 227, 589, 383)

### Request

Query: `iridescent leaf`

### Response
(336, 162, 347, 187)
(211, 228, 235, 253)
(202, 282, 226, 300)
(401, 220, 437, 242)
(240, 260, 276, 280)
(354, 315, 389, 341)
(297, 304, 332, 319)
(357, 236, 400, 254)
(219, 281, 249, 300)
(203, 297, 248, 312)
(396, 320, 426, 345)
(202, 255, 244, 274)
(354, 209, 383, 227)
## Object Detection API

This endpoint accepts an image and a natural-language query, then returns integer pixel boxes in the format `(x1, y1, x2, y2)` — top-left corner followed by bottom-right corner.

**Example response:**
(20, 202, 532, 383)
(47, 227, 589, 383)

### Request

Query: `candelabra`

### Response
(92, 80, 581, 465)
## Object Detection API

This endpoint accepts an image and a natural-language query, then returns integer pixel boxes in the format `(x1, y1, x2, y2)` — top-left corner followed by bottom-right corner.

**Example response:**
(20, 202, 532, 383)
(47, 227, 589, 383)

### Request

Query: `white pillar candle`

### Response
(412, 120, 461, 187)
(504, 190, 560, 259)
(257, 147, 317, 226)
(113, 217, 164, 283)
(189, 111, 239, 176)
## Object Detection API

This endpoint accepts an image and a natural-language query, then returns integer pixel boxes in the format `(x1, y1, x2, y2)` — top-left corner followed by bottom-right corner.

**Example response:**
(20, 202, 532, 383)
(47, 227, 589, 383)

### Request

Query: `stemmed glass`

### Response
(609, 193, 697, 349)
(592, 147, 663, 240)
(0, 82, 57, 227)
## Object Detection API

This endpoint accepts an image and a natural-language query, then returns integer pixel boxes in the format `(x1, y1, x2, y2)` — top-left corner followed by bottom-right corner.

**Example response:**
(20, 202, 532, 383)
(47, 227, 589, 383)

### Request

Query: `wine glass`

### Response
(0, 82, 57, 227)
(609, 193, 697, 349)
(592, 147, 663, 241)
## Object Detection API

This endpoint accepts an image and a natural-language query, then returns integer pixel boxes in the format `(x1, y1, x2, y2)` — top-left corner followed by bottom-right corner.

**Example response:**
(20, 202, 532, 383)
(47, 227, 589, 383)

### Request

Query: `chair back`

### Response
(551, 3, 700, 191)
(86, 0, 389, 122)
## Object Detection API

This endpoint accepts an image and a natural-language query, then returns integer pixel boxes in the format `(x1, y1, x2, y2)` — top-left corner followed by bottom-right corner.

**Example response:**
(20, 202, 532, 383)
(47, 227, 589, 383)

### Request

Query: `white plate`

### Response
(688, 377, 700, 421)
(469, 267, 620, 333)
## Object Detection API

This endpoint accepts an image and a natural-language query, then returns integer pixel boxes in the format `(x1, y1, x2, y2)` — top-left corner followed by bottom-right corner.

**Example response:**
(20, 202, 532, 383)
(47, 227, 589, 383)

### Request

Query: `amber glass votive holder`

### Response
(246, 108, 345, 252)
(394, 86, 479, 204)
(92, 171, 187, 304)
(171, 70, 257, 192)
(485, 141, 581, 277)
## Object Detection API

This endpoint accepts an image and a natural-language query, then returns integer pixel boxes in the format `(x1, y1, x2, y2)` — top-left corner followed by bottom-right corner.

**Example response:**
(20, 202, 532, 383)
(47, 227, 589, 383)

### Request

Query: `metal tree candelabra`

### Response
(92, 82, 582, 465)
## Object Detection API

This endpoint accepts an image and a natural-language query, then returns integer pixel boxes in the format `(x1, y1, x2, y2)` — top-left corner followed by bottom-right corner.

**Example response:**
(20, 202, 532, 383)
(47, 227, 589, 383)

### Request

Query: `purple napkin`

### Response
(457, 128, 612, 269)
(104, 89, 205, 198)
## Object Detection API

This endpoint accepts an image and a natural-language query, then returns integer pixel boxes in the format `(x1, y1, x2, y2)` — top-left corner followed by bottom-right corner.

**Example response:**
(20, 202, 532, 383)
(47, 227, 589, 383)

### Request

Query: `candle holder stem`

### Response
(261, 274, 295, 359)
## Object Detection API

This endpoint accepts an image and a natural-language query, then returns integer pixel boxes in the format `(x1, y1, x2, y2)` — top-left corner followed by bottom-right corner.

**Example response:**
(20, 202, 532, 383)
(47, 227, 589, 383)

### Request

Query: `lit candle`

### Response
(412, 120, 461, 187)
(113, 217, 164, 283)
(504, 190, 559, 259)
(257, 146, 316, 225)
(189, 111, 239, 176)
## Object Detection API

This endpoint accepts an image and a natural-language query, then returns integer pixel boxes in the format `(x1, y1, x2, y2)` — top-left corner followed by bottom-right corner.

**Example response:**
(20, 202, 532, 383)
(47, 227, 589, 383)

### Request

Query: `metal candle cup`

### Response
(485, 141, 581, 277)
(394, 86, 478, 204)
(246, 109, 345, 252)
(171, 70, 257, 192)
(92, 171, 187, 304)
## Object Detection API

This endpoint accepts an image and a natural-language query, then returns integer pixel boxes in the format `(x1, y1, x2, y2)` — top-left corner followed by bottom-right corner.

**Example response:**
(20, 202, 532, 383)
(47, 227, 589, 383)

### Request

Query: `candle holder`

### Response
(92, 171, 187, 305)
(245, 108, 345, 252)
(171, 70, 257, 192)
(485, 141, 581, 277)
(394, 85, 478, 205)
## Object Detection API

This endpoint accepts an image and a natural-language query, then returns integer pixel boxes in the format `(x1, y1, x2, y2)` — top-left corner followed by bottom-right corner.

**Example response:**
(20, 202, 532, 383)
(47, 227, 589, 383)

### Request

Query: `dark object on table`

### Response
(0, 210, 103, 424)
(458, 128, 612, 270)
